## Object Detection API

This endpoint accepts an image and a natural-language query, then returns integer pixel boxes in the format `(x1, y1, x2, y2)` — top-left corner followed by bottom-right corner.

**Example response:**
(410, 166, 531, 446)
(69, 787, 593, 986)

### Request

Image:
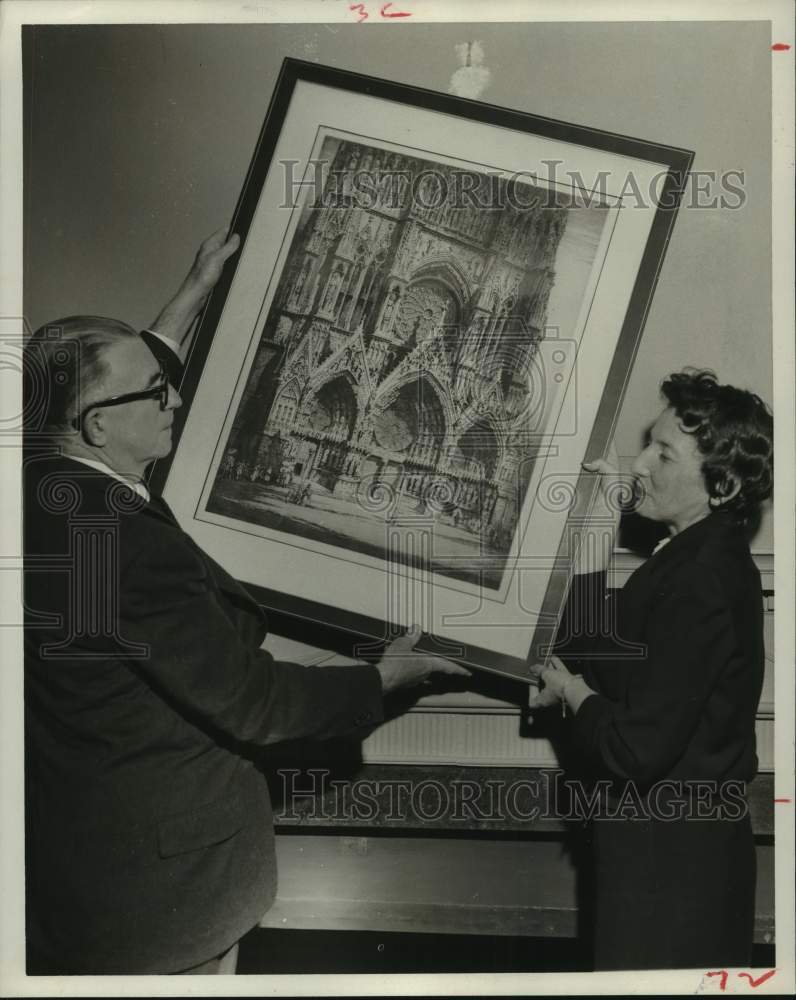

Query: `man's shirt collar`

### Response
(63, 454, 150, 502)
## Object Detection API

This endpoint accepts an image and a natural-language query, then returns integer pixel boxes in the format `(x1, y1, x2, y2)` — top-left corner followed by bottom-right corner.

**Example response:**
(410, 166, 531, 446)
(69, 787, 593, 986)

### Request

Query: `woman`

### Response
(530, 369, 773, 970)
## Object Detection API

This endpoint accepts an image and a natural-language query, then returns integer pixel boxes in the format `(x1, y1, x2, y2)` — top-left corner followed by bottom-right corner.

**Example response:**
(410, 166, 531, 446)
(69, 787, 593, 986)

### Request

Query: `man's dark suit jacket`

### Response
(24, 451, 384, 974)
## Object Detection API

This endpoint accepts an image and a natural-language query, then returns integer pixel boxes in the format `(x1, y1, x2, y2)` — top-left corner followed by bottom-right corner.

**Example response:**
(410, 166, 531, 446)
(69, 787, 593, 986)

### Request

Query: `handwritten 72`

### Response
(706, 969, 776, 990)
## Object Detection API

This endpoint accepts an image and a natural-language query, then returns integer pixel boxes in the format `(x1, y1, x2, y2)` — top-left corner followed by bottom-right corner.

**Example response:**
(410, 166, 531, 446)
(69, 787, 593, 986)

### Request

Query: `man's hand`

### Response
(574, 441, 630, 574)
(149, 227, 241, 355)
(184, 226, 241, 300)
(375, 626, 471, 695)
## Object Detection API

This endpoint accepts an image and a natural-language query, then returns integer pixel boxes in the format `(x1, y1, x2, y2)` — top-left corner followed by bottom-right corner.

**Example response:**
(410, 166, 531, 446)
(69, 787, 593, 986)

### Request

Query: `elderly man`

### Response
(23, 230, 467, 975)
(531, 370, 774, 969)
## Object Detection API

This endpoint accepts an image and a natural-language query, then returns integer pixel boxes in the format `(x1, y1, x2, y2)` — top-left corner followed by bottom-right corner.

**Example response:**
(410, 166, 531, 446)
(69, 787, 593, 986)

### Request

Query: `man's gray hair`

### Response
(25, 316, 139, 434)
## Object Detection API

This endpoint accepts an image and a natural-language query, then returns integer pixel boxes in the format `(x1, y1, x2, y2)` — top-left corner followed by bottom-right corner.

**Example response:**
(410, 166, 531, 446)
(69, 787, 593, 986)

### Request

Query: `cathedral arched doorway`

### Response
(448, 420, 501, 525)
(306, 376, 357, 437)
(372, 377, 447, 507)
(452, 419, 500, 481)
(303, 376, 358, 490)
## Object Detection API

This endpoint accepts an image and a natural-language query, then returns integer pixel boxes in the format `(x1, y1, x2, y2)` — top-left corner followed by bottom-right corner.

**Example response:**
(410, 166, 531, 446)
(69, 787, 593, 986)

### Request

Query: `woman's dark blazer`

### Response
(555, 511, 766, 968)
(24, 451, 383, 974)
(557, 511, 765, 788)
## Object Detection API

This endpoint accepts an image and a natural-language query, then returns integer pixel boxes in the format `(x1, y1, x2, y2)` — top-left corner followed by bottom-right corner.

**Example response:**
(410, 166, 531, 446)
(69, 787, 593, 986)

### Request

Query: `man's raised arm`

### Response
(147, 226, 240, 360)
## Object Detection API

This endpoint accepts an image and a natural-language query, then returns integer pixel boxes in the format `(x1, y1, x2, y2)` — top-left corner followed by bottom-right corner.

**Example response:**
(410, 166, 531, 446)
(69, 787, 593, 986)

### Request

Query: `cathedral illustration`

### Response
(219, 139, 569, 550)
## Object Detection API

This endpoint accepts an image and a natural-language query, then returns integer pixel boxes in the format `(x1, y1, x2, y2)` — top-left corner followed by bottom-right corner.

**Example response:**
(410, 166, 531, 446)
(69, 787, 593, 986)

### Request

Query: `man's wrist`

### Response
(149, 286, 207, 349)
(158, 283, 207, 320)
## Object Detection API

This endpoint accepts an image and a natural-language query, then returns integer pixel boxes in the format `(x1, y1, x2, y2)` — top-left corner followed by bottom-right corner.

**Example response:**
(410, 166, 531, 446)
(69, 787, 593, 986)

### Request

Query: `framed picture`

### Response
(152, 58, 693, 682)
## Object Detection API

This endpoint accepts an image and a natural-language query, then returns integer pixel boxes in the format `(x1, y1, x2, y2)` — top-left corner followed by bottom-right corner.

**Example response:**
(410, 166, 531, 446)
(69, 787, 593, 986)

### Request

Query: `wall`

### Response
(22, 20, 773, 547)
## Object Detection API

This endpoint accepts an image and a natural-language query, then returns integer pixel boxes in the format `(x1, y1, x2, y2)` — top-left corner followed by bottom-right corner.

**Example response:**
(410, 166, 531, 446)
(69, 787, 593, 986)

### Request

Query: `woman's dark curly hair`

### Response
(661, 369, 773, 524)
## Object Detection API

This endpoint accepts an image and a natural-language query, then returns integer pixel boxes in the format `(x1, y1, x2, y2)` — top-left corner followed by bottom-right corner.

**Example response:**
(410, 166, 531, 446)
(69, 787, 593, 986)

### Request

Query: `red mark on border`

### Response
(739, 969, 777, 988)
(350, 1, 412, 19)
(771, 43, 791, 51)
(774, 798, 792, 803)
(705, 969, 777, 990)
(707, 971, 729, 990)
(381, 2, 412, 16)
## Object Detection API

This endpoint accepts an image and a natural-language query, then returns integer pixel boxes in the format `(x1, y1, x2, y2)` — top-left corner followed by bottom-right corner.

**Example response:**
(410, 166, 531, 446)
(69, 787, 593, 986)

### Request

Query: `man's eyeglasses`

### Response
(72, 364, 171, 430)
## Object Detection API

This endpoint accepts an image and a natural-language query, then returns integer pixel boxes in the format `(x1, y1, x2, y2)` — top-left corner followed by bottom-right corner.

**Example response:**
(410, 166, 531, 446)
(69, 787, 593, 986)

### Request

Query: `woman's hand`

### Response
(529, 655, 572, 707)
(528, 654, 595, 715)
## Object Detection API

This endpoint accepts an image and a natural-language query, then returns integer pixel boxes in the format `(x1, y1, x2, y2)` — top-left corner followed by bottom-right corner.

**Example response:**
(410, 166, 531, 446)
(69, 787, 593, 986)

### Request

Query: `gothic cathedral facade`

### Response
(225, 140, 568, 548)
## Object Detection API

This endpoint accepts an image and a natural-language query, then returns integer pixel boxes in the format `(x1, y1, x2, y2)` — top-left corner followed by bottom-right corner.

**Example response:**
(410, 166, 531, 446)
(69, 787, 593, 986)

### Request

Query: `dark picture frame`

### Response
(151, 57, 693, 683)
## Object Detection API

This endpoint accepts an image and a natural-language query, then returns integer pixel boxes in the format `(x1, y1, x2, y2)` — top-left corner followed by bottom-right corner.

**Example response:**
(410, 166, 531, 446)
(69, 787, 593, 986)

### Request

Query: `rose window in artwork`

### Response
(393, 281, 458, 346)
